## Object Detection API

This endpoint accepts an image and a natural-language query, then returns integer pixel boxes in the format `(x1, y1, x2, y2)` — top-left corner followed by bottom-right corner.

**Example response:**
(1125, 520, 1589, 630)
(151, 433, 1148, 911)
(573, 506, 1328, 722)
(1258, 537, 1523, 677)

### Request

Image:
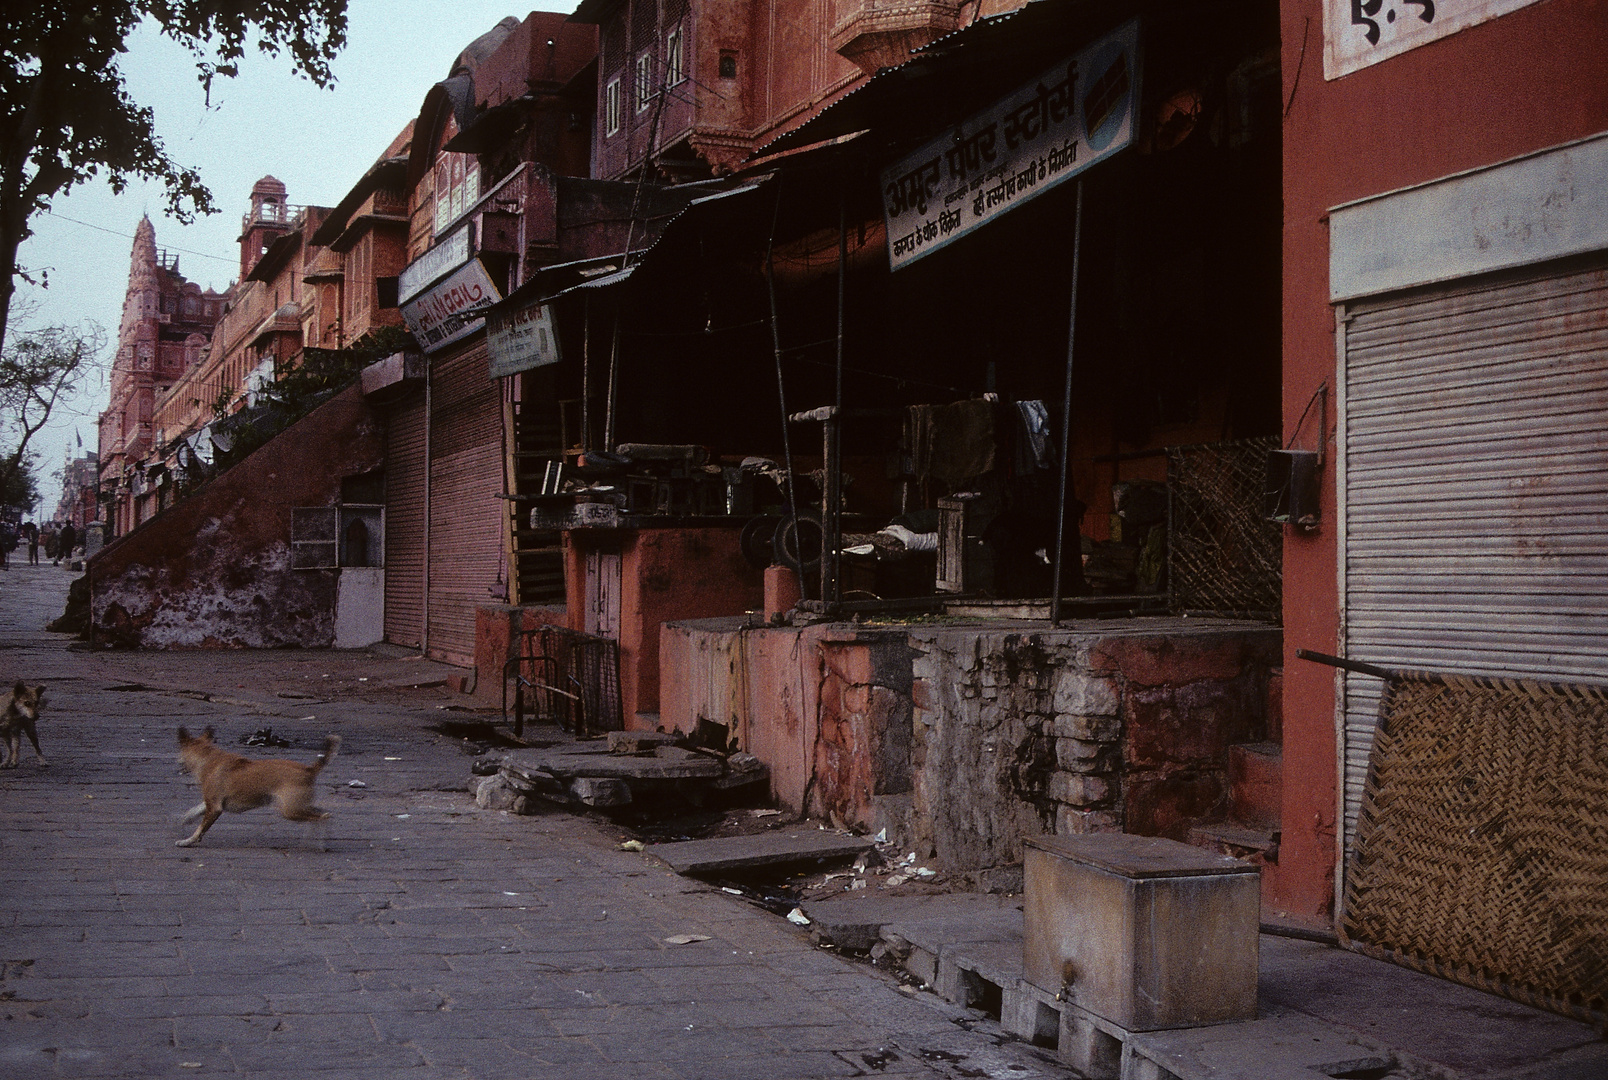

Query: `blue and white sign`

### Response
(880, 19, 1140, 271)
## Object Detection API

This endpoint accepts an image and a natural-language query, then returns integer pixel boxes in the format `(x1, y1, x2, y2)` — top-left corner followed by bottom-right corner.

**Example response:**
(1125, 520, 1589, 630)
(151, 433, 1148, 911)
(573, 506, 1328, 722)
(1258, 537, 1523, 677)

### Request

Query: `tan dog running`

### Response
(175, 725, 340, 847)
(1, 682, 48, 768)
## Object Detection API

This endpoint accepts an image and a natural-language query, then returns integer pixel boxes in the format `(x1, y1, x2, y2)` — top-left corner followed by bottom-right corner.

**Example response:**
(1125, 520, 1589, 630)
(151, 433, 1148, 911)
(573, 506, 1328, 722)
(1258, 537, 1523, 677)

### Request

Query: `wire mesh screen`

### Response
(1342, 669, 1608, 1029)
(508, 626, 623, 735)
(1166, 437, 1282, 619)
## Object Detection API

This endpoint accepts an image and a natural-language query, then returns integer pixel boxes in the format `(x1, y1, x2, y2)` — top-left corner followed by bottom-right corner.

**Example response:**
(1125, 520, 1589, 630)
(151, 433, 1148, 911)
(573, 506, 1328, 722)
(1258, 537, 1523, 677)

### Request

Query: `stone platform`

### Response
(660, 616, 1281, 876)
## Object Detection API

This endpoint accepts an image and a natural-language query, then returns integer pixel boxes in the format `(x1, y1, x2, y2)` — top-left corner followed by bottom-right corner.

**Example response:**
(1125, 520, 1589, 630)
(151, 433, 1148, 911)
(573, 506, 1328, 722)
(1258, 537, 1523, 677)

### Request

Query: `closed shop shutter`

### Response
(1339, 257, 1608, 853)
(384, 388, 427, 649)
(427, 341, 506, 666)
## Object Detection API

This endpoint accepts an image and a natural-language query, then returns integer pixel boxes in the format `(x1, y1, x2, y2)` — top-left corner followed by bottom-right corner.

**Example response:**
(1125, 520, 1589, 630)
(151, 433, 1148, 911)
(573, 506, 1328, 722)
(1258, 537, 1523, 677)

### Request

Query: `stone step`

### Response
(1227, 741, 1281, 828)
(649, 829, 874, 875)
(1187, 821, 1278, 858)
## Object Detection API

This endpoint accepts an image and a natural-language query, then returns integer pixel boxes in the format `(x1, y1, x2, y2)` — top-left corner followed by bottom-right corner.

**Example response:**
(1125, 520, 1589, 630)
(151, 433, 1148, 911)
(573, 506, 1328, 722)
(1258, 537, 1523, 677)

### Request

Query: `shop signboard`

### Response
(398, 224, 472, 304)
(487, 300, 561, 377)
(880, 19, 1139, 271)
(1324, 0, 1543, 79)
(400, 258, 501, 353)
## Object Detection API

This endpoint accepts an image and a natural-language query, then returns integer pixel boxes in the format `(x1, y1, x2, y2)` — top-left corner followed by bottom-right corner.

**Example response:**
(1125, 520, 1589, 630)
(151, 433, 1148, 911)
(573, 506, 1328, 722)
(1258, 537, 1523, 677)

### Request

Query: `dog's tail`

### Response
(312, 735, 341, 774)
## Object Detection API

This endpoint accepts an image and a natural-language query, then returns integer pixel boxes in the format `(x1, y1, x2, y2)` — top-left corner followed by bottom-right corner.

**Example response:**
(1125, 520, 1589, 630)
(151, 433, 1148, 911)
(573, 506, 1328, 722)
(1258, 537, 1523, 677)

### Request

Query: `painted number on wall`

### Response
(1324, 0, 1542, 79)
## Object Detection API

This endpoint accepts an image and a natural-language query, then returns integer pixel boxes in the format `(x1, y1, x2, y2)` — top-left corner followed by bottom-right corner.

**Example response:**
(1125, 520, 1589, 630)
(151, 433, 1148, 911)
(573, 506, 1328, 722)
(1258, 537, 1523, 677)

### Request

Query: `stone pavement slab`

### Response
(649, 830, 876, 875)
(0, 565, 1064, 1080)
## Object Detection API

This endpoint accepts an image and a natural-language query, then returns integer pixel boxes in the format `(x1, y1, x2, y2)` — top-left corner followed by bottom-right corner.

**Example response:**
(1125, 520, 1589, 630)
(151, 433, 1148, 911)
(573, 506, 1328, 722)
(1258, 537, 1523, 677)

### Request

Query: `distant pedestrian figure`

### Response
(0, 523, 14, 570)
(55, 522, 76, 566)
(42, 524, 57, 562)
(23, 521, 39, 565)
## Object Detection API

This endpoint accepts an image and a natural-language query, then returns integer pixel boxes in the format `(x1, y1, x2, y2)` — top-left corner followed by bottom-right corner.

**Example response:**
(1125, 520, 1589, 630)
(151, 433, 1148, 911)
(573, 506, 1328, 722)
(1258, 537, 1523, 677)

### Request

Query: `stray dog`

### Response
(175, 725, 340, 847)
(1, 682, 47, 768)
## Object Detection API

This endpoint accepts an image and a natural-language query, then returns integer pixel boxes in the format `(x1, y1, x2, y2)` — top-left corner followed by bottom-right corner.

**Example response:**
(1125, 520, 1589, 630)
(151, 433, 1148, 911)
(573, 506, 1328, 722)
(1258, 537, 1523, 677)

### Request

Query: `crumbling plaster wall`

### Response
(88, 387, 384, 648)
(662, 617, 1280, 873)
(908, 623, 1281, 870)
(660, 620, 914, 830)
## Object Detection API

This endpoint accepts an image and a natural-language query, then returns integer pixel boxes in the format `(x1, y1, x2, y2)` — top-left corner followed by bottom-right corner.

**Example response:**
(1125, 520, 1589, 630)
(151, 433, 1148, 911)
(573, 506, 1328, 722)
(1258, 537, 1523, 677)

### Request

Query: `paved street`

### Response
(0, 563, 1064, 1080)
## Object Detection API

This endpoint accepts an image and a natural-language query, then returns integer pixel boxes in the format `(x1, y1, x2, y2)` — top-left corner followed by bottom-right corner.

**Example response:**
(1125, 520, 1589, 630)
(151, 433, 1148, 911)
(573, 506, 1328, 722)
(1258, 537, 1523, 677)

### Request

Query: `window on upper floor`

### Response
(666, 26, 684, 87)
(433, 151, 480, 235)
(635, 53, 654, 112)
(605, 77, 621, 136)
(719, 51, 738, 80)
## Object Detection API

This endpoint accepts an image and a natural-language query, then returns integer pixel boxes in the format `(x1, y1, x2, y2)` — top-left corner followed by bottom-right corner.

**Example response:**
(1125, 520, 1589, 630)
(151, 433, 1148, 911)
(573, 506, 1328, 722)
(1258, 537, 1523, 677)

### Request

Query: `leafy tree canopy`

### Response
(0, 2, 350, 349)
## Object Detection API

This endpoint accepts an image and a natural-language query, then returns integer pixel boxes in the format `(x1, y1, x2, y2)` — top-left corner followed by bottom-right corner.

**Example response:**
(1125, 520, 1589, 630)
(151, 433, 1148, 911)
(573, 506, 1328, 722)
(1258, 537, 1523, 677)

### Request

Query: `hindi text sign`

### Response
(399, 224, 472, 304)
(881, 19, 1139, 271)
(400, 258, 501, 353)
(487, 301, 561, 378)
(1324, 1, 1544, 79)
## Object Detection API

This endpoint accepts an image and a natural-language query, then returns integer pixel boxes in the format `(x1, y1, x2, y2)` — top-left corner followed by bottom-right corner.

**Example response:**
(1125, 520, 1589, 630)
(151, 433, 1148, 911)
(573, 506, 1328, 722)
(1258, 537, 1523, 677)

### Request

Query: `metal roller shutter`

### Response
(427, 341, 506, 666)
(1339, 257, 1608, 853)
(384, 389, 427, 649)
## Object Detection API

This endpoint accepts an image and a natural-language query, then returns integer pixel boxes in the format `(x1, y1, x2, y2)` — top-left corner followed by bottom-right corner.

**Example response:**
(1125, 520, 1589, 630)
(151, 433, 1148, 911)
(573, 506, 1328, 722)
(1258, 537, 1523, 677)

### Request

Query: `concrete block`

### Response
(1055, 806, 1121, 834)
(1056, 737, 1107, 766)
(904, 941, 939, 987)
(1227, 741, 1282, 828)
(650, 830, 874, 875)
(1125, 1013, 1403, 1080)
(1052, 672, 1120, 717)
(1003, 979, 1062, 1048)
(1023, 833, 1259, 1032)
(568, 776, 632, 807)
(1059, 1005, 1124, 1080)
(1053, 713, 1121, 741)
(607, 730, 679, 753)
(1049, 772, 1111, 806)
(936, 939, 1022, 1012)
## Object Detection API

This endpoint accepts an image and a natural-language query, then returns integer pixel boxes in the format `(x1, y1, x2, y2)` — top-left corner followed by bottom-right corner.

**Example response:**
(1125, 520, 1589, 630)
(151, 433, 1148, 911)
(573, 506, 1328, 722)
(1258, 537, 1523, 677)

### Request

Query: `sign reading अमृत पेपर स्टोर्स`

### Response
(880, 18, 1139, 272)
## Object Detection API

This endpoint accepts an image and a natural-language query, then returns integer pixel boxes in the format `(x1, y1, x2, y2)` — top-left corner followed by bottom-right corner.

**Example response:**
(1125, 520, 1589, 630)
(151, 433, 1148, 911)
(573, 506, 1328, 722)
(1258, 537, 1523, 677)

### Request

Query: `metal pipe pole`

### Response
(422, 358, 433, 655)
(1050, 180, 1085, 626)
(603, 306, 621, 451)
(581, 296, 592, 452)
(827, 186, 847, 605)
(765, 184, 805, 601)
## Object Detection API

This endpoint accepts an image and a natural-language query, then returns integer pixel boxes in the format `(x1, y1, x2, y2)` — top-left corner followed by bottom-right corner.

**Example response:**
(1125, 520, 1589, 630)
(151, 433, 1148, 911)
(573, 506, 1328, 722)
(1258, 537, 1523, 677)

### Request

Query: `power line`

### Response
(43, 210, 238, 266)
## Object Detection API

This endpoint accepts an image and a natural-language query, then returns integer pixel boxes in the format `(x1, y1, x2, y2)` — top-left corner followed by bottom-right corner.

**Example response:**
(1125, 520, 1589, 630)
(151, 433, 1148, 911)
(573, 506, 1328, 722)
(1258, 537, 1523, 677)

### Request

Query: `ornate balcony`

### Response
(829, 0, 963, 75)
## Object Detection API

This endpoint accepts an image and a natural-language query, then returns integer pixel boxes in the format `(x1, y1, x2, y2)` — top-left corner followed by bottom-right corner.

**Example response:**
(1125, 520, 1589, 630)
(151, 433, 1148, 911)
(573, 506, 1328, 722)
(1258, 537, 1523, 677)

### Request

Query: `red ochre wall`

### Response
(561, 527, 766, 726)
(1277, 0, 1608, 924)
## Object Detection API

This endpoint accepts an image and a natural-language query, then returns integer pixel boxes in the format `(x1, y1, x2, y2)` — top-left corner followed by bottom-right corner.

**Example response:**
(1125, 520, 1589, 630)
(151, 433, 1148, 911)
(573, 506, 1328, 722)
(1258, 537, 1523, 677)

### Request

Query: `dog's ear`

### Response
(177, 726, 190, 743)
(12, 681, 23, 697)
(203, 725, 216, 741)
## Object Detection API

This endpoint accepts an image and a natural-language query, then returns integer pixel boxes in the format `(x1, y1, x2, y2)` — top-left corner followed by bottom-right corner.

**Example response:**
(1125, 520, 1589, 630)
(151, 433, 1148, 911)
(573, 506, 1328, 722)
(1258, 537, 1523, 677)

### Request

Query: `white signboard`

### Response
(400, 259, 501, 353)
(398, 224, 471, 304)
(1324, 0, 1543, 79)
(880, 19, 1139, 271)
(487, 301, 561, 378)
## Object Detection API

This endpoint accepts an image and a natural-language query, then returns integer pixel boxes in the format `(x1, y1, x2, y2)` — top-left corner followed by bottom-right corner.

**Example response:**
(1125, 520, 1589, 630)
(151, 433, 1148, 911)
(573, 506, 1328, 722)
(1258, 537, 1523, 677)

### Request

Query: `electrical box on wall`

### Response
(1265, 449, 1321, 527)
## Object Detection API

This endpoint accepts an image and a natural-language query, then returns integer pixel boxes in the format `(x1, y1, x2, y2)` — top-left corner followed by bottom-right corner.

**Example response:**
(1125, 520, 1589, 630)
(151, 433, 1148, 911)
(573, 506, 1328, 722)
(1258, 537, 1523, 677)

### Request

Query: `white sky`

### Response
(13, 0, 576, 515)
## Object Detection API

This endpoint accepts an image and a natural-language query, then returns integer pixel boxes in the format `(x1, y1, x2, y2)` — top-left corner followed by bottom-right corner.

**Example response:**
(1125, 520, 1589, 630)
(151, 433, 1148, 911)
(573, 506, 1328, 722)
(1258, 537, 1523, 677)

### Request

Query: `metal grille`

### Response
(504, 626, 623, 736)
(1341, 666, 1608, 1030)
(1166, 437, 1282, 619)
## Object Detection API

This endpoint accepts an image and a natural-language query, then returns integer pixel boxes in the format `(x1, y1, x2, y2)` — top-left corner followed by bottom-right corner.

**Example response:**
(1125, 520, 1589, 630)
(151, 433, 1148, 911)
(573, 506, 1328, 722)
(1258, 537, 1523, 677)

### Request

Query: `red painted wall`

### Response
(562, 526, 766, 725)
(1278, 0, 1608, 925)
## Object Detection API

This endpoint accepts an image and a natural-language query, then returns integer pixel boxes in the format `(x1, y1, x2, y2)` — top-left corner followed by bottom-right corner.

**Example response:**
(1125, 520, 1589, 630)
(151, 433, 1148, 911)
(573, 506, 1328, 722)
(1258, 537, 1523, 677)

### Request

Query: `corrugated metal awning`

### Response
(492, 175, 775, 310)
(761, 0, 1119, 157)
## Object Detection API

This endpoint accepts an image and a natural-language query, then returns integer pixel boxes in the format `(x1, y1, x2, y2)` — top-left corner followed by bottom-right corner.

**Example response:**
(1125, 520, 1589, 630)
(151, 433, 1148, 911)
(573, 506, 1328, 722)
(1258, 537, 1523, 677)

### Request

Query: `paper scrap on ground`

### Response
(664, 933, 711, 945)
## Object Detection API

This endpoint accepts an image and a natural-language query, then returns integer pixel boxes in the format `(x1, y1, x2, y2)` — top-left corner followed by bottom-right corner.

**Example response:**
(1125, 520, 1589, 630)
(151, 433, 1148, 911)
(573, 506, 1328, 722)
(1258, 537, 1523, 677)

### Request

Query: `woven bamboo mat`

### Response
(1341, 670, 1608, 1029)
